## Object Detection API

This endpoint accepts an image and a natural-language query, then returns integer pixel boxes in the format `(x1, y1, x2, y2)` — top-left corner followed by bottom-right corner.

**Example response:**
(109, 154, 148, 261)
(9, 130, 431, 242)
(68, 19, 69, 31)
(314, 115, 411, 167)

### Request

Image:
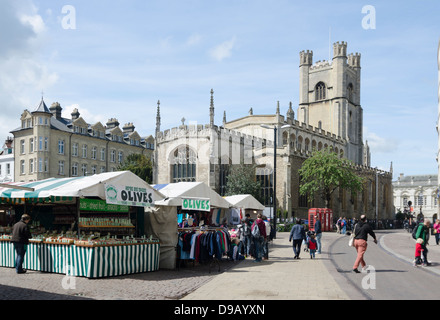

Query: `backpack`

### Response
(412, 223, 421, 240)
(251, 222, 260, 238)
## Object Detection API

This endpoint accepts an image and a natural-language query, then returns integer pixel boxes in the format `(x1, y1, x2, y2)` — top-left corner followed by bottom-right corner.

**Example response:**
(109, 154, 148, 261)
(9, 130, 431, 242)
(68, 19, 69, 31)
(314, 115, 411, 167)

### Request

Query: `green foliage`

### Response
(117, 154, 153, 184)
(225, 164, 262, 201)
(298, 148, 364, 207)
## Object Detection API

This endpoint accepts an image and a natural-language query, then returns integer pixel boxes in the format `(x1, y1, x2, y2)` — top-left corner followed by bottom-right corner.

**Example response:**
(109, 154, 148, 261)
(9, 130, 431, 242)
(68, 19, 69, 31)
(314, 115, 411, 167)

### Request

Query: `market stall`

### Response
(223, 194, 265, 223)
(150, 182, 232, 269)
(0, 171, 164, 278)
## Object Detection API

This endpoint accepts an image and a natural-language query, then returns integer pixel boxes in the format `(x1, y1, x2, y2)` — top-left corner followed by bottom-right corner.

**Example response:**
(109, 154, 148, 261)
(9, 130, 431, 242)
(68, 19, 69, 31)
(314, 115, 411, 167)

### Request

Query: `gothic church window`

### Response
(172, 147, 196, 183)
(315, 82, 326, 101)
(347, 83, 354, 102)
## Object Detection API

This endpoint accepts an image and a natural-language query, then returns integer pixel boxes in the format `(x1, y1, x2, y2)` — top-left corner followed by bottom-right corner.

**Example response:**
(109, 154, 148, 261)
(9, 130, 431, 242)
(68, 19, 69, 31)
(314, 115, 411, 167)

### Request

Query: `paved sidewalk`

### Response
(182, 232, 351, 300)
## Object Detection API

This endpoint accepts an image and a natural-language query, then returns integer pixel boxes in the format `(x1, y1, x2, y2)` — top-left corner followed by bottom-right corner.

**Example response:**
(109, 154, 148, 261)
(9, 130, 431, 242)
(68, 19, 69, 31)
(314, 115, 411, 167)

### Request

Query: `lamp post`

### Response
(261, 124, 277, 239)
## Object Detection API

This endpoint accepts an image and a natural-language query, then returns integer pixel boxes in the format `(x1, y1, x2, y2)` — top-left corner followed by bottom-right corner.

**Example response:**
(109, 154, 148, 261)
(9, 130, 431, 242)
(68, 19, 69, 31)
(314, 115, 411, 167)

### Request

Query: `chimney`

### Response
(50, 102, 62, 120)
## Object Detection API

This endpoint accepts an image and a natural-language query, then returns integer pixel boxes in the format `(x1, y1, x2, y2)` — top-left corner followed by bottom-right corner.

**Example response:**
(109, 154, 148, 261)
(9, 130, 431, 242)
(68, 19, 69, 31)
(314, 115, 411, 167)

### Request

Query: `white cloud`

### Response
(364, 127, 398, 154)
(209, 36, 237, 61)
(62, 104, 106, 125)
(186, 34, 202, 46)
(19, 13, 46, 34)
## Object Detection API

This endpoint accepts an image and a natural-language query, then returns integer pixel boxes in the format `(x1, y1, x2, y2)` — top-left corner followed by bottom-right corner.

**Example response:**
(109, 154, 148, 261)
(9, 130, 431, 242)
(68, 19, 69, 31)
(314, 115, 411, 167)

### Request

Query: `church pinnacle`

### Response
(210, 89, 215, 127)
(156, 100, 161, 134)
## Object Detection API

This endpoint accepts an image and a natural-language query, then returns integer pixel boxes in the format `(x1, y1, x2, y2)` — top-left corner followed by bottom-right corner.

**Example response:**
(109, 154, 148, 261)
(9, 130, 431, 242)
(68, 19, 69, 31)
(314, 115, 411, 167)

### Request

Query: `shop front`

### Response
(0, 171, 164, 278)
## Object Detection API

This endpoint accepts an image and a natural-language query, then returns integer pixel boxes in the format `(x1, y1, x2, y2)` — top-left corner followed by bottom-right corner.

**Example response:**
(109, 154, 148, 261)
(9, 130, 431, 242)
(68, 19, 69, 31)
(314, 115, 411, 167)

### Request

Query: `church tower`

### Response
(297, 41, 364, 165)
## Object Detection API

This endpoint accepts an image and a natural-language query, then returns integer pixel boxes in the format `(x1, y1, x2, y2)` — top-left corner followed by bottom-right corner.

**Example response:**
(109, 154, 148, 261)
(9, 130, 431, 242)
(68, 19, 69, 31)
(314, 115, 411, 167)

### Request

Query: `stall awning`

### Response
(223, 194, 265, 211)
(152, 182, 231, 209)
(0, 171, 165, 206)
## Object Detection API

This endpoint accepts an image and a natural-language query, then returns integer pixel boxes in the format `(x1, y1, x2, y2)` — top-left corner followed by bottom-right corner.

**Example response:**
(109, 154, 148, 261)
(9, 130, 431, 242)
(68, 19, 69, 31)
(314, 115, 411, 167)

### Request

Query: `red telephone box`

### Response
(308, 208, 333, 232)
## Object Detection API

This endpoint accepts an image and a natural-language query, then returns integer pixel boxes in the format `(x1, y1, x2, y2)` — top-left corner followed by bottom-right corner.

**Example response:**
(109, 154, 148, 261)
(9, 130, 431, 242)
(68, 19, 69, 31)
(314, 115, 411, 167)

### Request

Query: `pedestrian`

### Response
(314, 215, 322, 254)
(415, 218, 431, 266)
(289, 218, 306, 259)
(240, 218, 252, 257)
(352, 215, 377, 273)
(262, 215, 271, 260)
(308, 232, 317, 259)
(433, 219, 440, 245)
(341, 217, 347, 234)
(336, 217, 342, 234)
(251, 214, 267, 262)
(413, 238, 424, 267)
(11, 214, 32, 274)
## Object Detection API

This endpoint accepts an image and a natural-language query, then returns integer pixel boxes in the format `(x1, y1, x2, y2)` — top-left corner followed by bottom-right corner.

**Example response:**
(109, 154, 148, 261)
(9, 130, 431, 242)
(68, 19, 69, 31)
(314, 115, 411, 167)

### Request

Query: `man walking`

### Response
(289, 219, 306, 259)
(11, 214, 32, 274)
(352, 215, 377, 273)
(314, 215, 322, 254)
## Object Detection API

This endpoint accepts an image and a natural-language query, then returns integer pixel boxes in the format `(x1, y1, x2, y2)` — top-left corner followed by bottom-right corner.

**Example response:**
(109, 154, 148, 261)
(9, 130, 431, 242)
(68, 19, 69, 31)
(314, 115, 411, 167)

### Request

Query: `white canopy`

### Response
(153, 182, 231, 209)
(223, 194, 265, 211)
(0, 171, 164, 205)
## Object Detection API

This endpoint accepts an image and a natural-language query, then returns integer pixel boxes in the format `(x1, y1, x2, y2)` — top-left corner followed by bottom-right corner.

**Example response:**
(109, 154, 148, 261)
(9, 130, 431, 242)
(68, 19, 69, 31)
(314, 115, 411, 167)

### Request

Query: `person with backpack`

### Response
(414, 218, 431, 266)
(289, 218, 306, 259)
(251, 214, 267, 262)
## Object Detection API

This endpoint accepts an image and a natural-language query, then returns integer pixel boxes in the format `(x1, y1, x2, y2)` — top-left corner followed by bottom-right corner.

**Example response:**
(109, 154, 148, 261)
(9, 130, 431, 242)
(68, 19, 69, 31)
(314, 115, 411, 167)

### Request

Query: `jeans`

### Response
(13, 243, 27, 273)
(254, 236, 263, 262)
(421, 244, 429, 264)
(316, 233, 322, 253)
(243, 236, 251, 256)
(292, 239, 302, 258)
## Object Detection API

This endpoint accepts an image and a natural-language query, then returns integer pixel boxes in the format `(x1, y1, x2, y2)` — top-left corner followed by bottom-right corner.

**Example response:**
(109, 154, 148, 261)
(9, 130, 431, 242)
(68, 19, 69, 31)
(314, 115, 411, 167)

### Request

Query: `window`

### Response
(72, 163, 78, 176)
(72, 143, 78, 157)
(20, 140, 25, 154)
(6, 164, 10, 175)
(347, 83, 354, 101)
(91, 165, 97, 175)
(110, 150, 116, 163)
(81, 164, 87, 176)
(171, 147, 197, 183)
(58, 161, 65, 175)
(82, 145, 87, 158)
(416, 192, 426, 207)
(58, 140, 65, 154)
(256, 168, 273, 206)
(100, 148, 106, 161)
(91, 147, 97, 160)
(39, 137, 43, 151)
(30, 138, 34, 153)
(315, 82, 326, 101)
(20, 160, 25, 175)
(118, 151, 123, 164)
(44, 137, 49, 151)
(29, 159, 34, 174)
(38, 158, 43, 172)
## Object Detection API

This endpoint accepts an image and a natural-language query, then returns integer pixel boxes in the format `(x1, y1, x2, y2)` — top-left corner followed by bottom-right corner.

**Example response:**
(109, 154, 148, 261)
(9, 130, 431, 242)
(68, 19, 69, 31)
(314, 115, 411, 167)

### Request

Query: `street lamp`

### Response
(261, 124, 277, 239)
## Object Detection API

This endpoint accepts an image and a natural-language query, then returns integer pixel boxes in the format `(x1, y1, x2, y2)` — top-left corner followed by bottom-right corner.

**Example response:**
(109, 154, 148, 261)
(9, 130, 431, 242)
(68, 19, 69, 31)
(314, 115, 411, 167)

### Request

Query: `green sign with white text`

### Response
(181, 198, 210, 212)
(80, 198, 129, 212)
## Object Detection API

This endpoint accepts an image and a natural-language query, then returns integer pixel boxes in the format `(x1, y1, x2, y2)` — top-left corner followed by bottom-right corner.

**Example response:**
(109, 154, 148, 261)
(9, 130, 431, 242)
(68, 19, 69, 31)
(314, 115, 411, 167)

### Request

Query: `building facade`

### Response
(11, 99, 154, 182)
(393, 173, 438, 222)
(154, 42, 394, 221)
(0, 137, 14, 183)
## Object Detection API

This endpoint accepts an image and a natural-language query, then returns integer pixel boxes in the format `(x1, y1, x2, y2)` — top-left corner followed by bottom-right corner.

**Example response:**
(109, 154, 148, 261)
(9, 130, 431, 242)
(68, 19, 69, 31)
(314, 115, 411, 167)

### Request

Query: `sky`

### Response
(1, 0, 439, 180)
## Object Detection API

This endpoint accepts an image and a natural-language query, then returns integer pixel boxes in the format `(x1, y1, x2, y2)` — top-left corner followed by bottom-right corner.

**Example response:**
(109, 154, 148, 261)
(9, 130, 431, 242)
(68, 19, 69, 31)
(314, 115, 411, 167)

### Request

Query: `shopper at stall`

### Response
(251, 214, 267, 262)
(11, 214, 32, 274)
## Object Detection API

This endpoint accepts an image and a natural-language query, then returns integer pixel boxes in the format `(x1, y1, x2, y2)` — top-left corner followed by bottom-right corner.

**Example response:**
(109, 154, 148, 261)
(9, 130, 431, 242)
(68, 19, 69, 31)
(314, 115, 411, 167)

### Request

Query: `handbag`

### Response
(348, 224, 357, 247)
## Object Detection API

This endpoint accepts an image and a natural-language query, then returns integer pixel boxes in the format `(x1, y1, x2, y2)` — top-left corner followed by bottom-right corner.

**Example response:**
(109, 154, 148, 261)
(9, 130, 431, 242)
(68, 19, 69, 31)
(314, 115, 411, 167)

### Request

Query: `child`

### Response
(232, 237, 245, 261)
(308, 232, 317, 259)
(413, 238, 424, 267)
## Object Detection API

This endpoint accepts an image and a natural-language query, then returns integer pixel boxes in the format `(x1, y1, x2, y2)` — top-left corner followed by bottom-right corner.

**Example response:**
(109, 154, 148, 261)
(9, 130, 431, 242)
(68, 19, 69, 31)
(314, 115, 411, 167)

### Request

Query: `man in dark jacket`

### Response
(314, 215, 322, 254)
(289, 219, 306, 259)
(352, 215, 377, 273)
(11, 214, 32, 274)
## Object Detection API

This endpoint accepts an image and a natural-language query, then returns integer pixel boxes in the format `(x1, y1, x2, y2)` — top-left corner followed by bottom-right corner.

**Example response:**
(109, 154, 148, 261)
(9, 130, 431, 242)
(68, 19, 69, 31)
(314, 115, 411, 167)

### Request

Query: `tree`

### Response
(117, 154, 153, 184)
(225, 163, 262, 201)
(298, 148, 364, 208)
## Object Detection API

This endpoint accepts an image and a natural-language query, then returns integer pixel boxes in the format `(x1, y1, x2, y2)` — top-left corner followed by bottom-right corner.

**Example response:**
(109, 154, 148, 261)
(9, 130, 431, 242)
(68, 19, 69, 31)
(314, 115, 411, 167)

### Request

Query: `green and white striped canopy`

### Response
(0, 171, 164, 205)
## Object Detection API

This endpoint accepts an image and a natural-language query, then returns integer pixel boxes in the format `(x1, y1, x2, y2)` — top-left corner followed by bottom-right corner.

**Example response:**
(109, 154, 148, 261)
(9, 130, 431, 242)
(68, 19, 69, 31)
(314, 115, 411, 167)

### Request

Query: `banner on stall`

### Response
(181, 197, 210, 212)
(80, 198, 129, 213)
(104, 183, 154, 207)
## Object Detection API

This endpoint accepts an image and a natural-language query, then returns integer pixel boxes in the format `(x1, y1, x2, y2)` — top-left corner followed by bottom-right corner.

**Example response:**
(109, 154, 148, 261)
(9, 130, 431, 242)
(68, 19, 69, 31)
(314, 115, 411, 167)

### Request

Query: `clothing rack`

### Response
(176, 227, 232, 272)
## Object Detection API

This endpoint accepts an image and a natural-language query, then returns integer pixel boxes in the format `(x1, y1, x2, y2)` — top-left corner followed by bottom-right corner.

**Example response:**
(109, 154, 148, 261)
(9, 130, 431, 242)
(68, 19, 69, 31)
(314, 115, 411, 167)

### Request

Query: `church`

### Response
(154, 41, 394, 221)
